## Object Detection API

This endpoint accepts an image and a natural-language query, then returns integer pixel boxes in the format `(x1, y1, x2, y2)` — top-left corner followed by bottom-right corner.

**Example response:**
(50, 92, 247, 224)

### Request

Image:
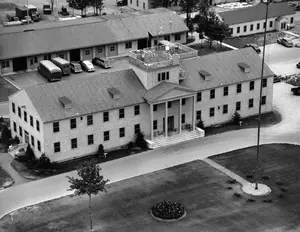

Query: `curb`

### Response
(0, 180, 15, 191)
(2, 76, 20, 90)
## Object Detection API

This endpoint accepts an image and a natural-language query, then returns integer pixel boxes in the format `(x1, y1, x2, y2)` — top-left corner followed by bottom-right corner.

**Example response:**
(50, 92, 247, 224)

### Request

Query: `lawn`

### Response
(223, 31, 298, 49)
(205, 110, 282, 136)
(0, 77, 19, 102)
(0, 165, 13, 188)
(2, 144, 300, 232)
(189, 41, 233, 56)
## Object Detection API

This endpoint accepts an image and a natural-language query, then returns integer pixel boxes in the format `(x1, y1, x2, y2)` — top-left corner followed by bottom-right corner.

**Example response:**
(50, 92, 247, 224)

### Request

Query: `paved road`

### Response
(0, 82, 299, 219)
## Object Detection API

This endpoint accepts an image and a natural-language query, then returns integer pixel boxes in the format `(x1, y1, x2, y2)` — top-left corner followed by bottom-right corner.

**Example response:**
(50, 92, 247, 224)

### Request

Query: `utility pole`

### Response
(27, 0, 29, 24)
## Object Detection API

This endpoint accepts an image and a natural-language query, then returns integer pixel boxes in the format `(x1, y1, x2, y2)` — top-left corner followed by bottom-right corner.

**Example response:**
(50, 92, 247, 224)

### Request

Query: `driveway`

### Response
(0, 82, 300, 219)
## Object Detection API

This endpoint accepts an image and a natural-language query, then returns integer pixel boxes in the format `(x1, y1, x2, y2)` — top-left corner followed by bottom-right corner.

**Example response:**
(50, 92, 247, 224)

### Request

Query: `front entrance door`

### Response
(13, 57, 27, 72)
(24, 130, 29, 144)
(281, 22, 286, 30)
(168, 116, 174, 131)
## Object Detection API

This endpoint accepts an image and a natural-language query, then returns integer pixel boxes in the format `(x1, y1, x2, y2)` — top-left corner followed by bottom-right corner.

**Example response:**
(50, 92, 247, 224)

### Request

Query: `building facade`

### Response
(9, 44, 274, 163)
(0, 8, 188, 75)
(218, 2, 295, 37)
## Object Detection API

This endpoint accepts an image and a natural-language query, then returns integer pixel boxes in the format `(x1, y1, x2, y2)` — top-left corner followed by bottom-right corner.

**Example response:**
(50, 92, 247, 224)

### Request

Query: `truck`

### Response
(6, 13, 19, 22)
(15, 5, 40, 22)
(43, 4, 52, 14)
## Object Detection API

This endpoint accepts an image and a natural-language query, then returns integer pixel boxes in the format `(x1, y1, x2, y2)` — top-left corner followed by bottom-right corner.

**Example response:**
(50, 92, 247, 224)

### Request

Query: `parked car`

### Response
(92, 57, 112, 69)
(70, 62, 82, 73)
(277, 37, 294, 47)
(80, 60, 95, 72)
(14, 148, 26, 159)
(291, 87, 300, 95)
(297, 62, 300, 69)
(244, 44, 261, 53)
(43, 4, 52, 14)
(117, 0, 127, 6)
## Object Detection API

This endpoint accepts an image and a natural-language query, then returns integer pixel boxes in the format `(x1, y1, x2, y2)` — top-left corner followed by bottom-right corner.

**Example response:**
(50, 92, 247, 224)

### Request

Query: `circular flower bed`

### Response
(150, 201, 185, 221)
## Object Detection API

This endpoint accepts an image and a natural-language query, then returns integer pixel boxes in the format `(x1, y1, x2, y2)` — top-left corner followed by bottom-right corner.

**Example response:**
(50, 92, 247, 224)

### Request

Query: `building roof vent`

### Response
(107, 87, 121, 100)
(59, 96, 72, 109)
(238, 62, 250, 73)
(198, 70, 211, 80)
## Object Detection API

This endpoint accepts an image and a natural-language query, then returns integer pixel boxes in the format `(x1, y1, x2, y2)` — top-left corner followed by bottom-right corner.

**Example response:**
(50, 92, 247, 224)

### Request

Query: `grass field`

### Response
(2, 144, 300, 232)
(0, 165, 13, 188)
(0, 77, 18, 102)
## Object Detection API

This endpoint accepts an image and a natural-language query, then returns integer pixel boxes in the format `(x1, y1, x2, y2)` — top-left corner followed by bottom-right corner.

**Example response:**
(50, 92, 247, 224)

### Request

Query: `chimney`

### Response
(238, 62, 250, 73)
(59, 96, 72, 109)
(198, 70, 212, 81)
(107, 87, 121, 100)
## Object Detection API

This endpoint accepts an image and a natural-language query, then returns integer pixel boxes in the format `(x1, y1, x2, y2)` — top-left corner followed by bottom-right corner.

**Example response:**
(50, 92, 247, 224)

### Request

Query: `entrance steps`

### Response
(151, 129, 204, 149)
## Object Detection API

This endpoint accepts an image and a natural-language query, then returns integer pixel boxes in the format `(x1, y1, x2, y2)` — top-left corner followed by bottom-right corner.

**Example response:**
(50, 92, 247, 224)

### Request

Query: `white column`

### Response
(150, 104, 153, 140)
(92, 47, 96, 59)
(179, 98, 182, 134)
(192, 95, 196, 131)
(165, 101, 168, 137)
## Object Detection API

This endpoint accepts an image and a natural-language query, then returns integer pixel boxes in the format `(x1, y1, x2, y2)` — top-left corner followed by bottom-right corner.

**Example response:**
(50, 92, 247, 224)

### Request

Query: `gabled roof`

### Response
(180, 47, 274, 91)
(143, 81, 196, 103)
(0, 9, 188, 60)
(19, 69, 146, 123)
(218, 2, 295, 25)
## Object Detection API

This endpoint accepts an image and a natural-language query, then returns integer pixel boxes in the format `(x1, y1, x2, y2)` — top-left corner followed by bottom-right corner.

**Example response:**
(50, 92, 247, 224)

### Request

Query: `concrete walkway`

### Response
(0, 153, 29, 186)
(0, 82, 298, 220)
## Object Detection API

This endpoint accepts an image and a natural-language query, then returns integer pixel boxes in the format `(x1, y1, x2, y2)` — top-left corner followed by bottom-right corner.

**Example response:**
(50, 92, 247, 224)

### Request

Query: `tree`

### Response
(134, 129, 148, 150)
(89, 0, 104, 15)
(74, 0, 90, 16)
(152, 0, 171, 8)
(67, 159, 109, 231)
(232, 111, 242, 125)
(179, 0, 199, 28)
(97, 144, 104, 160)
(1, 125, 11, 146)
(196, 119, 204, 130)
(49, 0, 55, 12)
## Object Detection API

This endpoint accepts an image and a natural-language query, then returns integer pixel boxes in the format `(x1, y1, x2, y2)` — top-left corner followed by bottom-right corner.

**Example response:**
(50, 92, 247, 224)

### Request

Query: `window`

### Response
(70, 118, 76, 129)
(58, 53, 65, 59)
(104, 131, 110, 141)
(119, 127, 125, 138)
(12, 102, 15, 113)
(168, 102, 172, 108)
(257, 23, 260, 30)
(261, 96, 266, 105)
(110, 46, 115, 51)
(53, 122, 59, 133)
(236, 101, 241, 111)
(249, 99, 254, 108)
(237, 83, 242, 93)
(125, 42, 132, 49)
(249, 81, 255, 91)
(97, 47, 103, 53)
(143, 2, 145, 9)
(153, 120, 157, 130)
(54, 142, 60, 153)
(197, 92, 202, 102)
(181, 114, 185, 124)
(30, 58, 34, 65)
(88, 134, 94, 145)
(103, 112, 109, 122)
(30, 56, 38, 65)
(71, 138, 77, 149)
(44, 54, 51, 60)
(244, 25, 247, 32)
(117, 108, 124, 119)
(210, 89, 215, 99)
(136, 0, 139, 6)
(19, 126, 22, 137)
(154, 40, 158, 46)
(223, 104, 228, 114)
(134, 124, 140, 134)
(162, 72, 166, 81)
(130, 0, 132, 3)
(209, 107, 215, 117)
(24, 111, 27, 122)
(269, 21, 273, 27)
(13, 121, 17, 132)
(87, 115, 93, 125)
(263, 22, 266, 29)
(2, 60, 9, 68)
(34, 56, 38, 63)
(18, 107, 21, 118)
(31, 135, 34, 147)
(153, 104, 157, 111)
(182, 98, 186, 105)
(30, 115, 34, 127)
(196, 110, 201, 120)
(250, 24, 253, 31)
(166, 72, 169, 80)
(223, 86, 228, 96)
(164, 35, 170, 41)
(262, 78, 267, 87)
(158, 73, 161, 82)
(291, 17, 294, 24)
(134, 105, 140, 115)
(85, 49, 90, 55)
(37, 140, 41, 151)
(175, 33, 181, 41)
(237, 26, 240, 34)
(36, 120, 40, 132)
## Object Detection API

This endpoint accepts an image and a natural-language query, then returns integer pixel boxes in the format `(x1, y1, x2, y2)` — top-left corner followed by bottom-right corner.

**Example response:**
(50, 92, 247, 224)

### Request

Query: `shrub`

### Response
(35, 153, 51, 169)
(25, 145, 37, 166)
(262, 199, 273, 203)
(9, 136, 20, 145)
(247, 199, 255, 203)
(227, 179, 237, 184)
(0, 125, 11, 146)
(134, 129, 148, 150)
(232, 111, 242, 125)
(196, 119, 204, 130)
(97, 144, 104, 158)
(227, 186, 233, 190)
(278, 194, 284, 198)
(0, 117, 4, 123)
(151, 201, 185, 220)
(127, 141, 133, 150)
(246, 174, 253, 179)
(233, 193, 242, 198)
(262, 175, 270, 180)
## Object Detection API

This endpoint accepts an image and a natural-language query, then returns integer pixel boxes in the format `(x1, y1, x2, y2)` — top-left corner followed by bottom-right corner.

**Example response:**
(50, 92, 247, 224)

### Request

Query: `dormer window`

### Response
(238, 62, 250, 73)
(157, 72, 170, 82)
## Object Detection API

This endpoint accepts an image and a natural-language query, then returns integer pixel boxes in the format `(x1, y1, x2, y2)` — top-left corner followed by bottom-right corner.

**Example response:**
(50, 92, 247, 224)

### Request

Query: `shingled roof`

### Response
(180, 47, 274, 91)
(218, 2, 295, 25)
(0, 9, 188, 60)
(16, 69, 147, 123)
